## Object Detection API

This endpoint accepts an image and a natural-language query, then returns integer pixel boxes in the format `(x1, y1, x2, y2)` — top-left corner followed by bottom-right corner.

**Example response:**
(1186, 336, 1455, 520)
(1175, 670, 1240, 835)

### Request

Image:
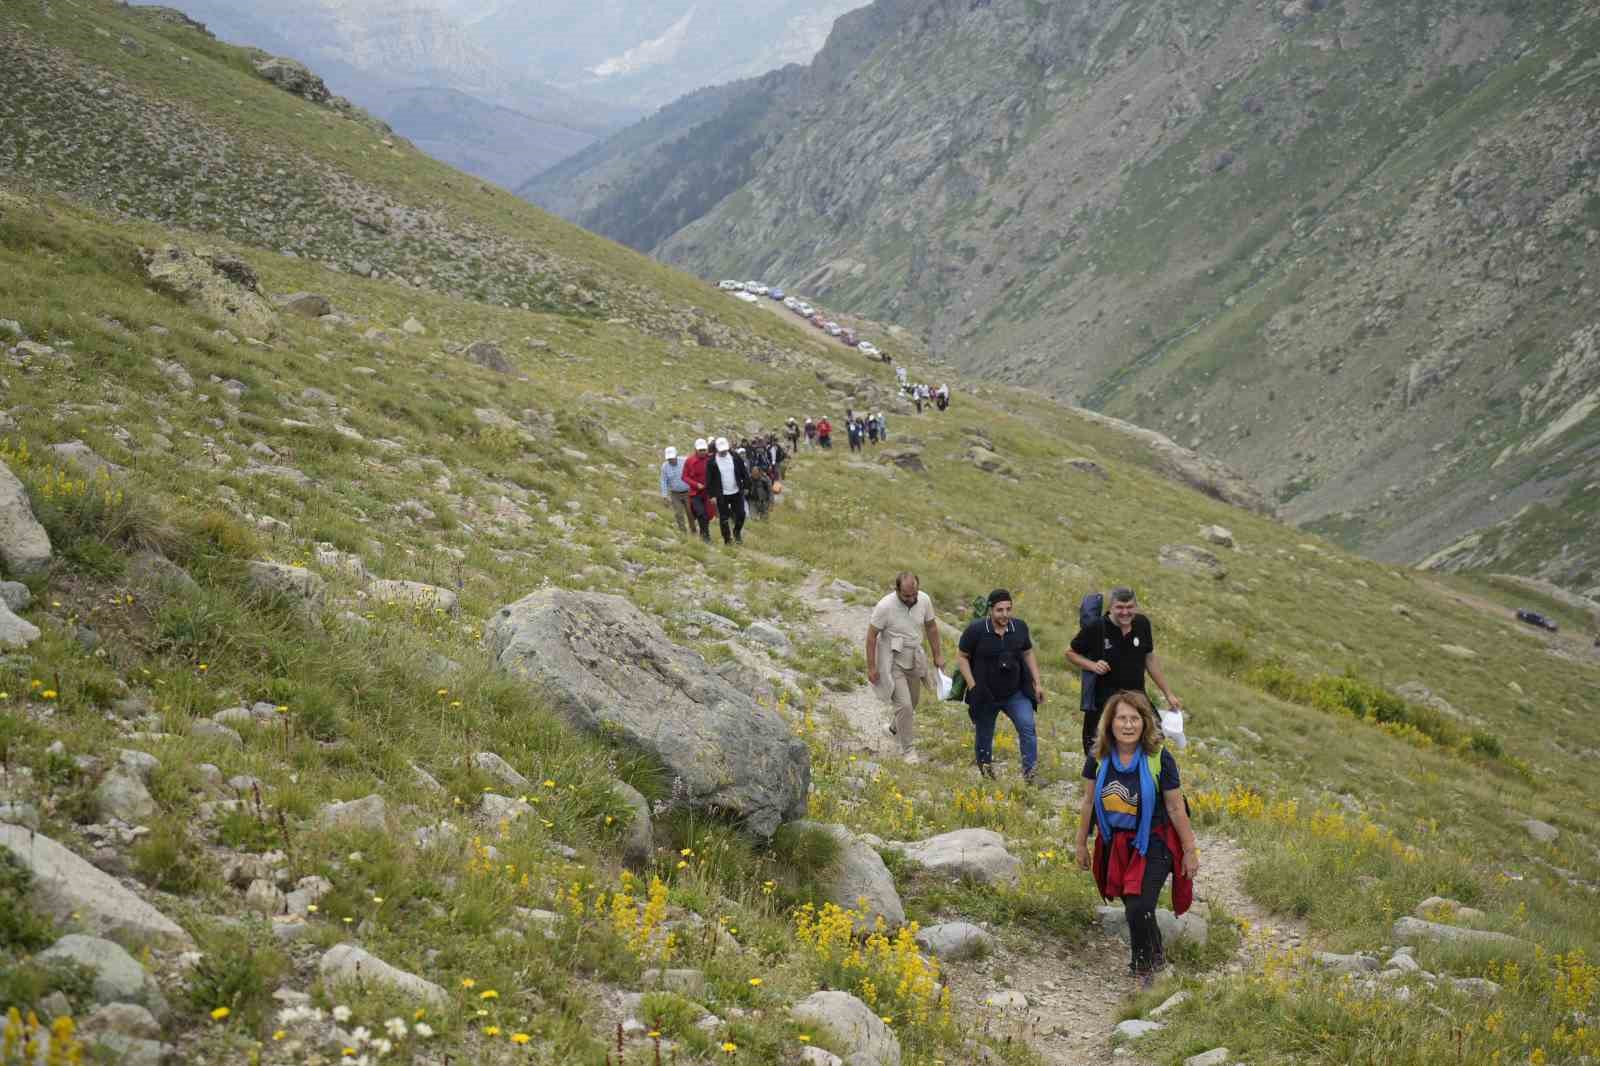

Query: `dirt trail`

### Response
(790, 570, 1309, 1063)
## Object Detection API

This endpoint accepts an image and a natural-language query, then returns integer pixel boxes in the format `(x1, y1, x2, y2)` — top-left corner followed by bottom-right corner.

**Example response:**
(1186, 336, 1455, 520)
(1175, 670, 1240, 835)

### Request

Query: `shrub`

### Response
(184, 926, 288, 1029)
(0, 851, 54, 952)
(131, 816, 211, 895)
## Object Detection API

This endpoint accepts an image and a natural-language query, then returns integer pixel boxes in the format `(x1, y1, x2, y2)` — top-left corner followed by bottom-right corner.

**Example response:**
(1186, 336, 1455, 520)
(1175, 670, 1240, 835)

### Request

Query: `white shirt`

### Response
(715, 453, 738, 495)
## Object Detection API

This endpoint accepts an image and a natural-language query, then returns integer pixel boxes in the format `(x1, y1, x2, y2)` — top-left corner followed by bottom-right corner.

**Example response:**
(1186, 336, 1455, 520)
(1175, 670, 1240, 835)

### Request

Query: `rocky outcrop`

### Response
(1159, 544, 1228, 580)
(0, 460, 51, 577)
(1071, 408, 1270, 515)
(0, 825, 192, 950)
(484, 589, 809, 838)
(142, 245, 277, 340)
(253, 56, 331, 104)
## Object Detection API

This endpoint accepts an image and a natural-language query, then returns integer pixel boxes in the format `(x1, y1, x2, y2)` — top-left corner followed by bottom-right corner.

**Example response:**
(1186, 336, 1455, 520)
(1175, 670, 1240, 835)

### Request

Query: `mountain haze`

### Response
(533, 0, 1600, 597)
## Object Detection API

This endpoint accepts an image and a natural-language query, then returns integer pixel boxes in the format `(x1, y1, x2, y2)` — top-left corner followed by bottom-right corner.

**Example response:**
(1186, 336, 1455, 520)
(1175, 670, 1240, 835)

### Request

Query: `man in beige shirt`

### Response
(866, 572, 945, 763)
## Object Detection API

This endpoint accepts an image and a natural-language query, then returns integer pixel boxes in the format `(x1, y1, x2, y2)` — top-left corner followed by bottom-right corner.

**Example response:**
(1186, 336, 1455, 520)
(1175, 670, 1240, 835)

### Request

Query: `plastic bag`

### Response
(1160, 708, 1187, 750)
(936, 671, 954, 700)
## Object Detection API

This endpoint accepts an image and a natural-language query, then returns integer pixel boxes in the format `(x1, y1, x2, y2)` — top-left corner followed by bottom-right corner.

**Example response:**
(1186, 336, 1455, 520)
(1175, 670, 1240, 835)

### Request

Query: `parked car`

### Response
(718, 280, 741, 290)
(859, 341, 879, 355)
(770, 288, 785, 300)
(1516, 609, 1559, 632)
(783, 297, 798, 309)
(798, 303, 814, 316)
(824, 322, 842, 336)
(810, 314, 827, 327)
(840, 330, 858, 346)
(754, 285, 770, 296)
(735, 291, 759, 303)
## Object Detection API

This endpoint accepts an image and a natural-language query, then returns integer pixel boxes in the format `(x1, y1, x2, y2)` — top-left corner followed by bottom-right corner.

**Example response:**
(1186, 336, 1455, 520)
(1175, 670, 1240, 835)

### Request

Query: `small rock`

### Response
(94, 769, 156, 823)
(79, 1002, 160, 1040)
(0, 581, 32, 611)
(1149, 990, 1190, 1018)
(1312, 951, 1380, 973)
(1184, 1050, 1230, 1066)
(641, 968, 705, 997)
(1392, 916, 1528, 949)
(744, 621, 791, 652)
(479, 793, 532, 824)
(1451, 977, 1502, 997)
(791, 991, 900, 1066)
(316, 794, 387, 832)
(244, 878, 286, 916)
(1522, 819, 1558, 844)
(189, 719, 243, 748)
(0, 600, 41, 649)
(1113, 1019, 1163, 1041)
(401, 317, 427, 336)
(465, 340, 512, 374)
(983, 990, 1027, 1009)
(1438, 644, 1478, 660)
(471, 752, 532, 792)
(1158, 544, 1227, 580)
(38, 935, 168, 1017)
(610, 779, 654, 869)
(245, 562, 326, 608)
(1199, 524, 1235, 548)
(276, 293, 332, 318)
(892, 828, 1021, 885)
(318, 943, 446, 1006)
(914, 922, 993, 960)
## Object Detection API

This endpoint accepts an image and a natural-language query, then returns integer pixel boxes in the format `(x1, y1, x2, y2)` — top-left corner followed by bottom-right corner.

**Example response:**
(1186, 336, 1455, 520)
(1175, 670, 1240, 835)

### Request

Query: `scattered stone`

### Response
(465, 340, 513, 373)
(471, 752, 532, 792)
(914, 922, 993, 960)
(253, 56, 330, 104)
(141, 245, 276, 340)
(1312, 951, 1380, 974)
(984, 990, 1028, 1009)
(485, 589, 809, 838)
(610, 779, 654, 869)
(1522, 819, 1558, 844)
(967, 446, 1014, 476)
(245, 562, 326, 608)
(1438, 644, 1478, 660)
(794, 822, 904, 930)
(94, 768, 155, 824)
(79, 1002, 160, 1040)
(1185, 1050, 1230, 1066)
(0, 802, 40, 828)
(244, 879, 286, 916)
(879, 447, 925, 473)
(800, 1048, 845, 1066)
(1199, 524, 1235, 548)
(479, 793, 532, 824)
(188, 719, 243, 748)
(791, 991, 901, 1066)
(401, 317, 427, 336)
(1158, 544, 1228, 579)
(318, 944, 446, 1006)
(410, 764, 445, 794)
(0, 461, 52, 577)
(0, 581, 29, 611)
(1149, 990, 1190, 1018)
(315, 794, 387, 833)
(275, 292, 332, 318)
(0, 600, 40, 649)
(1392, 916, 1528, 950)
(39, 935, 168, 1017)
(641, 968, 705, 997)
(1415, 896, 1487, 924)
(744, 621, 790, 652)
(0, 830, 192, 949)
(1066, 458, 1107, 479)
(1451, 977, 1502, 997)
(891, 829, 1021, 885)
(1113, 1019, 1163, 1041)
(155, 359, 193, 390)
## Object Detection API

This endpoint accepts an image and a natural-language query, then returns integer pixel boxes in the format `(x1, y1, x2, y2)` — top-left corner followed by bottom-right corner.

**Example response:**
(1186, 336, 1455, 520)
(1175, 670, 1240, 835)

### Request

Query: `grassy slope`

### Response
(0, 3, 1596, 1065)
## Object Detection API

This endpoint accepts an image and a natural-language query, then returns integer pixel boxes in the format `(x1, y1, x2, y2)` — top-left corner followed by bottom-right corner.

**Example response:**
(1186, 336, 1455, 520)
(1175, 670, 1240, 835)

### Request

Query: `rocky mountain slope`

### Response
(0, 3, 1598, 1066)
(533, 0, 1600, 597)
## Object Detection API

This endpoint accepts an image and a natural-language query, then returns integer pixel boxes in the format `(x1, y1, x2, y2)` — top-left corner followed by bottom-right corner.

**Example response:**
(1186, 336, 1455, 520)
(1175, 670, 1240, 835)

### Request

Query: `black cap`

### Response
(988, 588, 1013, 608)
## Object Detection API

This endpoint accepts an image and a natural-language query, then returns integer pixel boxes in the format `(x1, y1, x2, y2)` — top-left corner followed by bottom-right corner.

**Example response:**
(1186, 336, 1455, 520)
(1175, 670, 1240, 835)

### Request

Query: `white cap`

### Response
(663, 446, 677, 460)
(693, 437, 708, 450)
(715, 436, 730, 451)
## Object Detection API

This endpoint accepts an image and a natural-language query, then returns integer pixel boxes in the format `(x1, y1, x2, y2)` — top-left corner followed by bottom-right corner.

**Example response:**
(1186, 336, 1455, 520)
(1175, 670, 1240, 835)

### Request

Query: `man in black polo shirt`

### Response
(1065, 586, 1182, 774)
(957, 589, 1045, 783)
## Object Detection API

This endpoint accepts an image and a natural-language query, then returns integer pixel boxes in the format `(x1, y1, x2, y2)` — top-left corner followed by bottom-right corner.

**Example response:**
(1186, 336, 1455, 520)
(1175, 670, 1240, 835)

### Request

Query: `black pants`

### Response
(717, 492, 746, 543)
(689, 496, 712, 541)
(1123, 834, 1173, 974)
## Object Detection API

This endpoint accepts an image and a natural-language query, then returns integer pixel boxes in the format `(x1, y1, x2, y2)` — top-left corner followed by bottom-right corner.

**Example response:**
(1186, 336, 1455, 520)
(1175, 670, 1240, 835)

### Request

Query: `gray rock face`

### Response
(0, 461, 51, 577)
(795, 821, 903, 930)
(0, 599, 40, 648)
(142, 245, 276, 340)
(472, 752, 532, 792)
(913, 921, 993, 960)
(892, 829, 1021, 885)
(316, 794, 388, 833)
(791, 991, 901, 1066)
(610, 779, 654, 868)
(0, 581, 30, 611)
(253, 56, 331, 104)
(485, 589, 809, 837)
(276, 292, 332, 318)
(1158, 544, 1228, 580)
(0, 827, 192, 949)
(80, 1002, 160, 1040)
(1097, 904, 1209, 946)
(744, 620, 791, 652)
(318, 943, 446, 1006)
(1392, 916, 1528, 949)
(38, 935, 168, 1018)
(246, 562, 326, 608)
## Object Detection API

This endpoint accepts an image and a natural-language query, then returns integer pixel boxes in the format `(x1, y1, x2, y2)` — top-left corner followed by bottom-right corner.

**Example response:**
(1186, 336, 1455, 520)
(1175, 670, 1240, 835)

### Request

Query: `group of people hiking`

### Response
(894, 366, 950, 413)
(865, 577, 1196, 987)
(789, 410, 889, 451)
(658, 434, 788, 545)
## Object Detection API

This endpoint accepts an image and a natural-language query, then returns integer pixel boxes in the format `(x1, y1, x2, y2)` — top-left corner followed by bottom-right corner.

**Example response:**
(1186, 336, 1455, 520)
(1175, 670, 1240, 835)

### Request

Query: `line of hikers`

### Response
(659, 434, 788, 545)
(865, 577, 1196, 987)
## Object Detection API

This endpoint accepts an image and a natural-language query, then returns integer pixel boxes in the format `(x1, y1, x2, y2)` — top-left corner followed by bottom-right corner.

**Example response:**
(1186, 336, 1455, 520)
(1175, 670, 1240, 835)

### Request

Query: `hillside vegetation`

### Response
(529, 0, 1600, 598)
(0, 3, 1599, 1066)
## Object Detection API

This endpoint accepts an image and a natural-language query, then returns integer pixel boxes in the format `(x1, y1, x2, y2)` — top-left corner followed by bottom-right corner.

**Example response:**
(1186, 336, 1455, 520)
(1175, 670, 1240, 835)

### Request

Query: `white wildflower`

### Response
(384, 1018, 407, 1039)
(414, 1022, 434, 1038)
(373, 1038, 393, 1056)
(350, 1026, 372, 1046)
(332, 1004, 353, 1023)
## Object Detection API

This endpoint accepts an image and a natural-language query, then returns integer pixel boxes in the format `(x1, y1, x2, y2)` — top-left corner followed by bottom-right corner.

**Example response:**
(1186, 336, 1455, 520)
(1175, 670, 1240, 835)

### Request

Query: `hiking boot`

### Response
(977, 762, 997, 781)
(1021, 767, 1040, 786)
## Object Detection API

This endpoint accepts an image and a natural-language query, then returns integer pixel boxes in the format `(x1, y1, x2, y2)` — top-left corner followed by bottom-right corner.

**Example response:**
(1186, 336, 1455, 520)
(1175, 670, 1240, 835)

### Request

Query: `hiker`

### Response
(658, 446, 692, 535)
(877, 411, 888, 443)
(1073, 690, 1198, 987)
(817, 416, 833, 449)
(866, 572, 945, 764)
(804, 417, 818, 449)
(681, 438, 715, 542)
(704, 436, 750, 545)
(1065, 586, 1183, 777)
(786, 418, 802, 455)
(866, 414, 880, 445)
(896, 365, 908, 389)
(914, 386, 925, 414)
(767, 435, 787, 481)
(847, 417, 863, 453)
(936, 384, 950, 412)
(957, 589, 1044, 783)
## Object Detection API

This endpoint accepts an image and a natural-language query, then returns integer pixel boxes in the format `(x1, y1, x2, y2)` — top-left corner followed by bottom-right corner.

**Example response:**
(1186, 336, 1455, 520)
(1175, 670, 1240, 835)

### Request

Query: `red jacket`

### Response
(682, 452, 709, 496)
(817, 418, 832, 436)
(1092, 822, 1193, 914)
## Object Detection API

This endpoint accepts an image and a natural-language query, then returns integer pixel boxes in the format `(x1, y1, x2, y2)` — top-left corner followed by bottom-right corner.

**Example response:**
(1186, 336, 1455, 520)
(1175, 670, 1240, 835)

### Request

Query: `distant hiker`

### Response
(659, 446, 691, 535)
(847, 417, 863, 452)
(766, 435, 787, 480)
(866, 414, 880, 445)
(866, 572, 945, 764)
(1065, 586, 1182, 777)
(804, 417, 818, 449)
(817, 416, 833, 449)
(877, 411, 888, 442)
(1073, 691, 1199, 987)
(896, 366, 908, 389)
(914, 385, 926, 414)
(936, 384, 950, 412)
(958, 589, 1044, 783)
(705, 436, 750, 545)
(787, 417, 802, 454)
(681, 437, 714, 543)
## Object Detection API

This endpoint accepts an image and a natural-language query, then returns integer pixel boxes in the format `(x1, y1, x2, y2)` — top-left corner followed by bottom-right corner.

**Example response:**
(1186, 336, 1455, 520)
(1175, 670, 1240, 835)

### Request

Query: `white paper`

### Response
(1160, 709, 1186, 750)
(936, 671, 954, 700)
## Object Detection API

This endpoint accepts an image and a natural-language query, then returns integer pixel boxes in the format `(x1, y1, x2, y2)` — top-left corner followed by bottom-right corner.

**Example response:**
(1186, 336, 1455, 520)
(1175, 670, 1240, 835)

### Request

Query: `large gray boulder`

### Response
(485, 589, 809, 837)
(0, 599, 40, 648)
(1392, 916, 1528, 950)
(0, 461, 51, 577)
(142, 245, 277, 340)
(791, 991, 900, 1066)
(890, 829, 1021, 885)
(0, 826, 192, 949)
(794, 822, 903, 930)
(319, 943, 446, 1006)
(246, 562, 326, 608)
(38, 935, 168, 1018)
(367, 579, 457, 612)
(471, 752, 532, 793)
(914, 921, 993, 960)
(253, 56, 331, 104)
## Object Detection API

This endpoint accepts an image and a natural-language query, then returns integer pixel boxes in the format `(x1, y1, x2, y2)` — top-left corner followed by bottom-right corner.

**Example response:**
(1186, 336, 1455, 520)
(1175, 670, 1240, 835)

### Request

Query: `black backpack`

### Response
(1079, 592, 1105, 711)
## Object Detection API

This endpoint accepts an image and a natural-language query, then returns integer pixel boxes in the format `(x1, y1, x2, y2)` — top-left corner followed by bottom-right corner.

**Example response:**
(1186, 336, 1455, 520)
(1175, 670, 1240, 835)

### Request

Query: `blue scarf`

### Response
(1094, 747, 1158, 857)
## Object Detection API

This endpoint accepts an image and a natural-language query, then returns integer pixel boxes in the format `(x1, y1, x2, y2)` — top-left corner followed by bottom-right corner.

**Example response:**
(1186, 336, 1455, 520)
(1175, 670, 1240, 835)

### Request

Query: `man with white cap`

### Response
(703, 436, 750, 545)
(659, 445, 692, 535)
(682, 438, 714, 542)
